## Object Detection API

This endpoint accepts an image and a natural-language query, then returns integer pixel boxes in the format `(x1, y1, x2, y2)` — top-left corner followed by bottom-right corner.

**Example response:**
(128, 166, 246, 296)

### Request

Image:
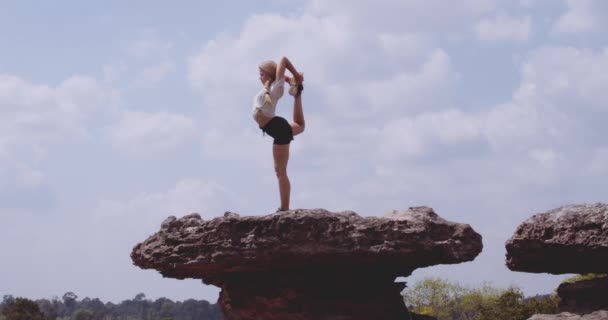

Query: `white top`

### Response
(252, 77, 285, 120)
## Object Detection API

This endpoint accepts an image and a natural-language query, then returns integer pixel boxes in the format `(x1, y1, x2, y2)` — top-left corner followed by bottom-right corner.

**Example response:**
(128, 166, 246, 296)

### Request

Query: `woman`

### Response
(253, 56, 305, 212)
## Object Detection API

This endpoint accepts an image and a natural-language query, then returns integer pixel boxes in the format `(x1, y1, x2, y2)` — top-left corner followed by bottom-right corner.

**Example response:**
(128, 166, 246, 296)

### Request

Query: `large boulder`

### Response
(528, 310, 608, 320)
(558, 277, 608, 315)
(132, 207, 482, 320)
(506, 203, 608, 274)
(506, 203, 608, 317)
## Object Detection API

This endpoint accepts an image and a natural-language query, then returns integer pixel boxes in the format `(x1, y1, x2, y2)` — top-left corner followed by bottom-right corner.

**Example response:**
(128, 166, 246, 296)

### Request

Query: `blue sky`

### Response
(2, 0, 608, 303)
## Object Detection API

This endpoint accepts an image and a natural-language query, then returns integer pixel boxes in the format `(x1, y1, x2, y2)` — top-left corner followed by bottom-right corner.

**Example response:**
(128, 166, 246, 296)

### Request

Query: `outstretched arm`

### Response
(276, 56, 303, 83)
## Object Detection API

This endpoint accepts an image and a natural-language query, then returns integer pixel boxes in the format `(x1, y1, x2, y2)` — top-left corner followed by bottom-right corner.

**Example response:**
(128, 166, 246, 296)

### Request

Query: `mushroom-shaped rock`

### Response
(132, 207, 482, 320)
(505, 203, 608, 274)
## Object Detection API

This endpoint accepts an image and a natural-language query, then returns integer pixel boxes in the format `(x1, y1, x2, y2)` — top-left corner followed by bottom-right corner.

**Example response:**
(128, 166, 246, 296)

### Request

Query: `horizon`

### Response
(2, 0, 607, 303)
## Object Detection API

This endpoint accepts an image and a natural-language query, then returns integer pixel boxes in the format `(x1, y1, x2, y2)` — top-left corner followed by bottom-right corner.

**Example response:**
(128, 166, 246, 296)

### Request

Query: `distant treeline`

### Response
(4, 275, 604, 320)
(0, 292, 222, 320)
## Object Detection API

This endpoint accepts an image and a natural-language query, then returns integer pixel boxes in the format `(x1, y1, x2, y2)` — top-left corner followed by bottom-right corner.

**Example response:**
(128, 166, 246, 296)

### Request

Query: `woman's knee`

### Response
(274, 165, 288, 178)
(292, 123, 305, 135)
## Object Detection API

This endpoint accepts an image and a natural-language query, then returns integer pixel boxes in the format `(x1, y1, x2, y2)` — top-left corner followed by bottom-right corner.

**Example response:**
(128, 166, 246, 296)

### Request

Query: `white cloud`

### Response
(516, 46, 608, 109)
(311, 44, 608, 204)
(465, 0, 497, 14)
(321, 49, 458, 121)
(0, 74, 117, 190)
(476, 14, 533, 43)
(188, 13, 358, 109)
(107, 111, 197, 153)
(188, 1, 498, 115)
(379, 109, 481, 159)
(94, 179, 234, 223)
(378, 32, 430, 59)
(482, 102, 559, 152)
(308, 0, 496, 32)
(127, 35, 173, 60)
(103, 63, 127, 83)
(529, 148, 558, 170)
(135, 61, 175, 87)
(553, 0, 608, 34)
(187, 5, 608, 205)
(585, 148, 608, 175)
(478, 46, 608, 155)
(519, 0, 539, 7)
(201, 127, 270, 165)
(513, 148, 561, 185)
(13, 162, 45, 188)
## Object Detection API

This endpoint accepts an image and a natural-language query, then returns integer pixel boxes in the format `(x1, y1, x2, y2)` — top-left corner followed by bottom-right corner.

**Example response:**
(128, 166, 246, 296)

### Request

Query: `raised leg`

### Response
(291, 95, 305, 136)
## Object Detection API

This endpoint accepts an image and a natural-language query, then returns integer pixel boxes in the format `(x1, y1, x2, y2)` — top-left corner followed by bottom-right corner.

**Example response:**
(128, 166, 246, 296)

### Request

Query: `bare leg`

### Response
(291, 95, 305, 136)
(273, 144, 290, 210)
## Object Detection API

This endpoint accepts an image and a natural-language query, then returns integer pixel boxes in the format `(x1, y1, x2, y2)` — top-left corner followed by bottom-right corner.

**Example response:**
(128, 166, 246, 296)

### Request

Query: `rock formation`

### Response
(557, 277, 608, 315)
(506, 203, 608, 318)
(506, 203, 608, 274)
(132, 207, 482, 320)
(528, 310, 608, 320)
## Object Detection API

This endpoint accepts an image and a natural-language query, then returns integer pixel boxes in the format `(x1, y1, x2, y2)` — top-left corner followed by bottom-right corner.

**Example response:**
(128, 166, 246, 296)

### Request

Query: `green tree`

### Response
(1, 296, 15, 306)
(452, 283, 502, 320)
(404, 278, 559, 320)
(37, 298, 59, 319)
(477, 287, 526, 320)
(524, 294, 559, 316)
(403, 277, 467, 319)
(62, 292, 78, 315)
(71, 308, 94, 320)
(1, 297, 48, 320)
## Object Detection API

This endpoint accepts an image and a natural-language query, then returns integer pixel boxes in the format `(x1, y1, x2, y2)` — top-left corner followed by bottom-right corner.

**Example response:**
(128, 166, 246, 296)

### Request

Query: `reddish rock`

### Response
(506, 203, 608, 274)
(507, 203, 608, 318)
(132, 207, 482, 320)
(558, 277, 608, 315)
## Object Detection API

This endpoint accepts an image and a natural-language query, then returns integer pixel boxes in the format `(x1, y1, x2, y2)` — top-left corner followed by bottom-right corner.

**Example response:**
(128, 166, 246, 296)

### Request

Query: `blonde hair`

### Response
(259, 60, 277, 107)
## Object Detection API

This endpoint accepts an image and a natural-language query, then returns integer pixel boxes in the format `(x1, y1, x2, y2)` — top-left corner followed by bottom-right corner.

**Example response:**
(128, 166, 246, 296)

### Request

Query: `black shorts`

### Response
(261, 116, 293, 145)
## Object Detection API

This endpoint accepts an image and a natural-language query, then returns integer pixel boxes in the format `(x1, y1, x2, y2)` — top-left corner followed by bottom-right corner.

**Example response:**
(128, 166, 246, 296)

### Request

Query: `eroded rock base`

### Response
(218, 272, 410, 320)
(558, 277, 608, 315)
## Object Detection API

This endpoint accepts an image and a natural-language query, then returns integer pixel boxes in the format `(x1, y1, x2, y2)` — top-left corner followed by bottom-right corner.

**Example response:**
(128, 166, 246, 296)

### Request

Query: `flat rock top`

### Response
(506, 203, 608, 274)
(131, 207, 482, 286)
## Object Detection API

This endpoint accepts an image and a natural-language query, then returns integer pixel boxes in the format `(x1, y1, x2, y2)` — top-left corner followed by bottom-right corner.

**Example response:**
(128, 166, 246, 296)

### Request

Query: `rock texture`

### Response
(558, 277, 608, 315)
(507, 203, 608, 318)
(528, 310, 608, 320)
(132, 207, 481, 320)
(506, 203, 608, 274)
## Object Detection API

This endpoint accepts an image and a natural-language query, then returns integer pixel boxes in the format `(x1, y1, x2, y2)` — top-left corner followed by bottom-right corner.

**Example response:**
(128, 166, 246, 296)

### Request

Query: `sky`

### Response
(1, 0, 607, 303)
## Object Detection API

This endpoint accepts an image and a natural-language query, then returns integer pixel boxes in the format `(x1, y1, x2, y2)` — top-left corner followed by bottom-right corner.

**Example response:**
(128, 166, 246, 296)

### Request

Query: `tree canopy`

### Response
(402, 277, 559, 320)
